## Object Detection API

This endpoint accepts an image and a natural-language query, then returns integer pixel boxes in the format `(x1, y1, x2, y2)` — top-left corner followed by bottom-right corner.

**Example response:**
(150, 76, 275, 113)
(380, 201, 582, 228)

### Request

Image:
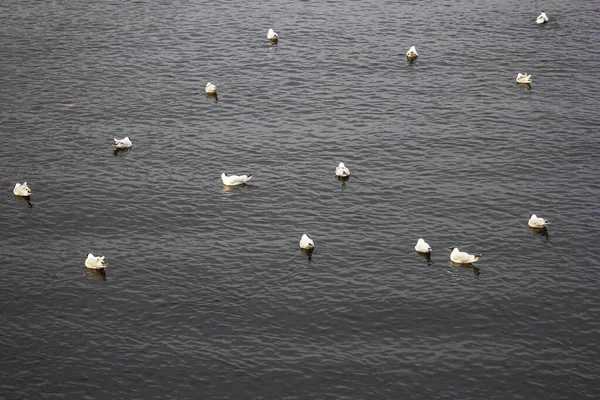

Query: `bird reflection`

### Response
(221, 184, 251, 195)
(86, 268, 107, 281)
(206, 93, 218, 103)
(301, 248, 314, 261)
(517, 82, 532, 91)
(417, 251, 432, 266)
(14, 195, 33, 208)
(407, 58, 417, 65)
(337, 175, 349, 190)
(529, 227, 550, 242)
(448, 261, 480, 276)
(113, 148, 131, 157)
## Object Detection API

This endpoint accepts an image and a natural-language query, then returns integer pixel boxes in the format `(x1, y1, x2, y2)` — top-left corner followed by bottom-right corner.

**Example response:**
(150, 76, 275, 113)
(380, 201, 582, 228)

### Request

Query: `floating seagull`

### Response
(221, 172, 253, 186)
(85, 253, 107, 269)
(449, 247, 482, 264)
(414, 238, 432, 253)
(205, 82, 217, 94)
(406, 45, 418, 59)
(299, 234, 315, 250)
(516, 73, 532, 84)
(114, 136, 132, 148)
(267, 28, 279, 42)
(528, 214, 549, 228)
(335, 162, 350, 177)
(13, 182, 32, 197)
(536, 11, 548, 24)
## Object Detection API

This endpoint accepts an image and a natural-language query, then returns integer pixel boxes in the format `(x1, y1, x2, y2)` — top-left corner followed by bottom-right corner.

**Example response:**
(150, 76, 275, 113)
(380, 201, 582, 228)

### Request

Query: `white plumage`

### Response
(205, 82, 217, 94)
(516, 73, 532, 84)
(267, 28, 279, 42)
(406, 45, 418, 59)
(299, 234, 315, 250)
(221, 172, 253, 186)
(114, 136, 132, 148)
(449, 247, 482, 264)
(85, 253, 107, 269)
(528, 214, 549, 228)
(536, 11, 548, 24)
(335, 162, 350, 177)
(414, 238, 432, 253)
(13, 182, 32, 196)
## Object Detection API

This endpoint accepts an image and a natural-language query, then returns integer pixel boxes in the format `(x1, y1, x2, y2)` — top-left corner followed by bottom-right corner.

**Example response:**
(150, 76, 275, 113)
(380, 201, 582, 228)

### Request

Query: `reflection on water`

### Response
(205, 93, 218, 103)
(301, 248, 314, 261)
(416, 251, 432, 266)
(86, 268, 106, 281)
(14, 195, 33, 208)
(529, 227, 550, 242)
(337, 175, 349, 190)
(221, 184, 252, 195)
(113, 148, 131, 157)
(448, 261, 481, 276)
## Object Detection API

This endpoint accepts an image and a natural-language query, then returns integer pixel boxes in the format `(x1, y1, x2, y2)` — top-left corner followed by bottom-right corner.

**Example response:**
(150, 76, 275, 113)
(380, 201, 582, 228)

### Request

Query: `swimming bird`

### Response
(85, 253, 107, 269)
(528, 214, 549, 228)
(414, 238, 432, 253)
(536, 11, 548, 24)
(205, 82, 217, 94)
(406, 45, 418, 59)
(267, 28, 279, 42)
(335, 162, 350, 177)
(516, 73, 532, 84)
(13, 182, 32, 197)
(449, 247, 482, 264)
(221, 172, 253, 186)
(114, 136, 132, 148)
(299, 234, 315, 250)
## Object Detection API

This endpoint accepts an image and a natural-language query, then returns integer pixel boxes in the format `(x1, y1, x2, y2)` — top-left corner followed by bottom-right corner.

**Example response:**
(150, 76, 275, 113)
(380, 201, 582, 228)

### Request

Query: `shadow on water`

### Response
(337, 175, 349, 190)
(529, 227, 550, 242)
(448, 261, 480, 277)
(416, 251, 432, 266)
(86, 268, 107, 281)
(14, 195, 33, 208)
(205, 93, 218, 103)
(113, 148, 131, 157)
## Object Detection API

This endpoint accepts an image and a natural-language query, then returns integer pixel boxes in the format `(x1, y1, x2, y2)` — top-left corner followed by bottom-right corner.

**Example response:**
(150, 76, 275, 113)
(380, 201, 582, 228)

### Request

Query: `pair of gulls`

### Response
(205, 29, 280, 95)
(414, 214, 551, 265)
(515, 12, 549, 84)
(221, 162, 350, 186)
(414, 238, 482, 265)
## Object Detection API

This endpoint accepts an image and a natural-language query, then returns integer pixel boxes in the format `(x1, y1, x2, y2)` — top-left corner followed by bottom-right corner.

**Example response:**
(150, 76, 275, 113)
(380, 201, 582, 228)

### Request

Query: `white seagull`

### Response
(335, 162, 350, 177)
(13, 182, 32, 197)
(406, 45, 418, 59)
(536, 11, 548, 24)
(205, 82, 217, 94)
(414, 238, 432, 253)
(528, 214, 549, 228)
(85, 253, 107, 269)
(221, 172, 253, 186)
(516, 73, 532, 84)
(267, 28, 279, 42)
(449, 247, 482, 264)
(299, 234, 315, 250)
(114, 136, 132, 148)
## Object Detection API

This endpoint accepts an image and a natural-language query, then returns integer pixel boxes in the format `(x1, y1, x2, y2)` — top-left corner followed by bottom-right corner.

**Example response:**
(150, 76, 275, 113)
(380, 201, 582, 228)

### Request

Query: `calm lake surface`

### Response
(1, 0, 599, 398)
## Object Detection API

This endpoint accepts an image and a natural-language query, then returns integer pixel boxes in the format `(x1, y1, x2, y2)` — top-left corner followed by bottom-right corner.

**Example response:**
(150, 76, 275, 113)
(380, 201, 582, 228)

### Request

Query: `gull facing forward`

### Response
(267, 28, 279, 42)
(114, 136, 132, 148)
(335, 162, 350, 178)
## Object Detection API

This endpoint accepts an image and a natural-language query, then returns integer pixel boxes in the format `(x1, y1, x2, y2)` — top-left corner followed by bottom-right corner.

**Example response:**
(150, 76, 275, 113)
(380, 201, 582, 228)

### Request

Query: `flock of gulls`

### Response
(11, 11, 553, 272)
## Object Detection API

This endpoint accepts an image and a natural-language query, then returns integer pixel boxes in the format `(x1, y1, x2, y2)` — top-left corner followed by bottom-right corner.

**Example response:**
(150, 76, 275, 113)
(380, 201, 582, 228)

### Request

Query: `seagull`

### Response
(299, 234, 315, 250)
(335, 162, 350, 177)
(414, 238, 432, 253)
(85, 253, 107, 269)
(205, 82, 217, 94)
(536, 11, 548, 24)
(406, 45, 418, 59)
(449, 247, 482, 264)
(528, 214, 549, 228)
(516, 73, 532, 84)
(13, 182, 32, 197)
(221, 172, 253, 186)
(114, 136, 132, 148)
(267, 28, 279, 42)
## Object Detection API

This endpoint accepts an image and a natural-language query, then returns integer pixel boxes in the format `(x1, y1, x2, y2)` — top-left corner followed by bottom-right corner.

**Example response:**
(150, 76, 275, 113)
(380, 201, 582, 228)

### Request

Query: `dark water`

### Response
(1, 0, 599, 398)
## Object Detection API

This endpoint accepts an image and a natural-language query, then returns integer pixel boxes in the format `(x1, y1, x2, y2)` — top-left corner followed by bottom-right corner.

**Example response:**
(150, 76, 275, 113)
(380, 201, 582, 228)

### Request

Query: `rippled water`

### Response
(1, 0, 599, 398)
